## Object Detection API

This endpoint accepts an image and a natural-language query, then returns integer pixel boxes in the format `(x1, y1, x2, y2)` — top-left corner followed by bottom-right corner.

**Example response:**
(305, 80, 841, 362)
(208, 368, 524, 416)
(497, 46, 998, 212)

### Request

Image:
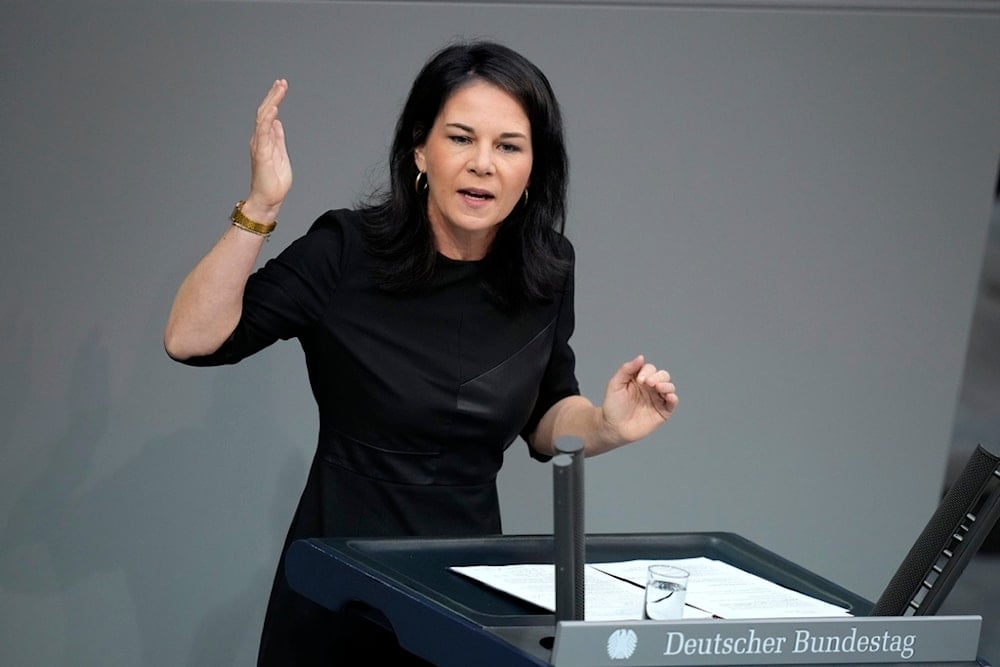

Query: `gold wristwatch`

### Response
(230, 200, 277, 236)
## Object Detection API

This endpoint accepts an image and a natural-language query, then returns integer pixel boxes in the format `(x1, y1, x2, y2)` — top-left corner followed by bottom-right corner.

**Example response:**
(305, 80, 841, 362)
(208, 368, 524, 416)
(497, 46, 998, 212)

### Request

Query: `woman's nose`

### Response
(468, 145, 494, 175)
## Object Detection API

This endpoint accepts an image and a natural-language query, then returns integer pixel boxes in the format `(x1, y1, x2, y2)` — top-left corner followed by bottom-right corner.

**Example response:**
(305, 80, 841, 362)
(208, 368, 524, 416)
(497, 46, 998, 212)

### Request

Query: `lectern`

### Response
(284, 532, 986, 667)
(285, 441, 992, 666)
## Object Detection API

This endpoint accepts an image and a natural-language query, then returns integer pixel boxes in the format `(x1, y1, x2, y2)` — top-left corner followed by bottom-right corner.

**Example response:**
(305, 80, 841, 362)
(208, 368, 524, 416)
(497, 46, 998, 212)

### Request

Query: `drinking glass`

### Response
(644, 564, 689, 620)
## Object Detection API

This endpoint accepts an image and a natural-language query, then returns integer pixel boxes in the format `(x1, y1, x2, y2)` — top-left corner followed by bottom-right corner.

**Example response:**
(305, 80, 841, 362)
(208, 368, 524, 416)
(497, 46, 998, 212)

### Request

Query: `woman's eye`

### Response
(499, 143, 521, 153)
(449, 135, 472, 145)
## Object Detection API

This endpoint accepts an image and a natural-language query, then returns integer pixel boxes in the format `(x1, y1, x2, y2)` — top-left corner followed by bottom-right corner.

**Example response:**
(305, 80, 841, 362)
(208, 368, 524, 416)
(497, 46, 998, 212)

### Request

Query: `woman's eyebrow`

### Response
(445, 122, 527, 140)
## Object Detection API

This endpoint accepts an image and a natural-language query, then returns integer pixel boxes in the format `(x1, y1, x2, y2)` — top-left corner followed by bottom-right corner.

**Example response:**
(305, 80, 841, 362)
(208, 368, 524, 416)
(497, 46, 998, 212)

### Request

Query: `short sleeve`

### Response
(179, 210, 350, 367)
(519, 240, 581, 459)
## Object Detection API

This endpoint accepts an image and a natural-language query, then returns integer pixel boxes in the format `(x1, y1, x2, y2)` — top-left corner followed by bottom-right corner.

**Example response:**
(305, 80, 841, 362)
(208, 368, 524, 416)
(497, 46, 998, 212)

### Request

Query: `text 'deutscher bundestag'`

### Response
(551, 615, 981, 666)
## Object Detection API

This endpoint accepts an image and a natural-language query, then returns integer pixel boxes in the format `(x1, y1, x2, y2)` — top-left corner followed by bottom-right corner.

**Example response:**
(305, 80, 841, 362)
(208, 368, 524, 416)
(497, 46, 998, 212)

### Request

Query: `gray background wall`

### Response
(1, 1, 998, 665)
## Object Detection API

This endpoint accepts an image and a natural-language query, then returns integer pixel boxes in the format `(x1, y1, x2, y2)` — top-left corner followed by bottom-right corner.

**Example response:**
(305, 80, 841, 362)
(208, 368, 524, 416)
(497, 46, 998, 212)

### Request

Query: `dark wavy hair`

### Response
(360, 40, 570, 310)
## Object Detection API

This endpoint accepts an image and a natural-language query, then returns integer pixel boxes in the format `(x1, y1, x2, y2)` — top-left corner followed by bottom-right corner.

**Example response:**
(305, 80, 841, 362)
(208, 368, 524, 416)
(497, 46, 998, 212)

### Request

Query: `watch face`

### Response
(231, 201, 246, 223)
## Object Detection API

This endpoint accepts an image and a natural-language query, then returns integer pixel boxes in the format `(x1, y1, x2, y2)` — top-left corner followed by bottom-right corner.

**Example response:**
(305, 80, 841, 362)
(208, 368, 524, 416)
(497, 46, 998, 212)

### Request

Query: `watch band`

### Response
(230, 200, 277, 236)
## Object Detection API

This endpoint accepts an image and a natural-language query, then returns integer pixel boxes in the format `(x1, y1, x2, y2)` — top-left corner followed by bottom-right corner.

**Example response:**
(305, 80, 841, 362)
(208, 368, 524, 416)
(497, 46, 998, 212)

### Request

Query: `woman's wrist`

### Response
(554, 398, 621, 457)
(594, 408, 630, 453)
(240, 195, 282, 224)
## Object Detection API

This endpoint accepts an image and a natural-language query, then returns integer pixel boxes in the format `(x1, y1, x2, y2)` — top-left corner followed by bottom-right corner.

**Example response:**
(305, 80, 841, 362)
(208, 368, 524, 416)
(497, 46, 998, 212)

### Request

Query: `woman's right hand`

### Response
(245, 79, 292, 219)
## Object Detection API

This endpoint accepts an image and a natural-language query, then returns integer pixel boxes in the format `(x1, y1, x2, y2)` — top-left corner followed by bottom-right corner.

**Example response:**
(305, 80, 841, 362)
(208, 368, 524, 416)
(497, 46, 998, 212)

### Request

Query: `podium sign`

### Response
(552, 616, 982, 666)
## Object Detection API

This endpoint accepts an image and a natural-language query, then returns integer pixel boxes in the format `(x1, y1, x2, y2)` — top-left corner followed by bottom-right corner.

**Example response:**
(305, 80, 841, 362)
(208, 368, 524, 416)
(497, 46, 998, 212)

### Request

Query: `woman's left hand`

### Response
(600, 354, 678, 446)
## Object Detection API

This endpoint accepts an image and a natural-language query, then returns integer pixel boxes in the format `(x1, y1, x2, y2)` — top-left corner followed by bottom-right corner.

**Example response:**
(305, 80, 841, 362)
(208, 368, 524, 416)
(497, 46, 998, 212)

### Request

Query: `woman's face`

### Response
(414, 80, 533, 260)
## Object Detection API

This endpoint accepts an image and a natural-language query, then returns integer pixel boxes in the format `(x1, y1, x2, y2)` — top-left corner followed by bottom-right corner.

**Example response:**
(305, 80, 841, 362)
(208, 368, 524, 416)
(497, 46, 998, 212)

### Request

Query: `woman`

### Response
(164, 41, 678, 666)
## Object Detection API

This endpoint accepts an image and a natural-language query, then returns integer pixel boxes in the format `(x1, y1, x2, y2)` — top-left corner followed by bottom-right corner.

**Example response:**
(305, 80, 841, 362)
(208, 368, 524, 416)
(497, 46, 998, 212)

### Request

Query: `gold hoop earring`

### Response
(522, 189, 529, 207)
(415, 171, 428, 193)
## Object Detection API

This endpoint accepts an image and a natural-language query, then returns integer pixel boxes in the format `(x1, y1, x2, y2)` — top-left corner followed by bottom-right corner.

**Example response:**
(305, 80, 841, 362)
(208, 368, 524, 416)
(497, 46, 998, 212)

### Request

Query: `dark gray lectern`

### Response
(284, 532, 986, 667)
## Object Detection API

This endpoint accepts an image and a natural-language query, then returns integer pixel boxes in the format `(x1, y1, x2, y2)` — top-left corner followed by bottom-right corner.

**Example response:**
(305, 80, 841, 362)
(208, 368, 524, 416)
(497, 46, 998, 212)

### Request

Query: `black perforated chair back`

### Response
(871, 444, 1000, 616)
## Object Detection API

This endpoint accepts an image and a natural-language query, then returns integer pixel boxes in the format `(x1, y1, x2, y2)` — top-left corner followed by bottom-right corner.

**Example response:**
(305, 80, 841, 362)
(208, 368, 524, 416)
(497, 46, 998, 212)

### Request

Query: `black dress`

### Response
(183, 209, 580, 665)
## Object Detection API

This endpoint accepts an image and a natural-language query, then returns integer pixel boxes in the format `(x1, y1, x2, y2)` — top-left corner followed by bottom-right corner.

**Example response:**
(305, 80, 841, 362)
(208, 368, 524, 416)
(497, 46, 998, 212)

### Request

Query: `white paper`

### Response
(451, 557, 850, 622)
(590, 558, 852, 619)
(452, 563, 649, 621)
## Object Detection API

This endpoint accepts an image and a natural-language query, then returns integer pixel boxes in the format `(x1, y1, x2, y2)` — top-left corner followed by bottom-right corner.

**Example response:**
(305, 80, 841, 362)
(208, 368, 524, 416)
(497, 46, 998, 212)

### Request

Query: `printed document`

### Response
(451, 557, 852, 622)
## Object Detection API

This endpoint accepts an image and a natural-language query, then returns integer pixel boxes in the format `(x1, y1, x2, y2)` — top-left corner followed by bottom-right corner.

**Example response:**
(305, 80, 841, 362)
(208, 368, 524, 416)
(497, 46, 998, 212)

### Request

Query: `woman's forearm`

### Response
(529, 355, 678, 458)
(163, 221, 270, 360)
(529, 395, 622, 458)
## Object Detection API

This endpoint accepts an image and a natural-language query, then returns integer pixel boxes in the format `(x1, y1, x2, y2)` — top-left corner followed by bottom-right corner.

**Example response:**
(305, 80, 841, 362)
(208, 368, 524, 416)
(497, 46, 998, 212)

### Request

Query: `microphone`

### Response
(553, 436, 585, 622)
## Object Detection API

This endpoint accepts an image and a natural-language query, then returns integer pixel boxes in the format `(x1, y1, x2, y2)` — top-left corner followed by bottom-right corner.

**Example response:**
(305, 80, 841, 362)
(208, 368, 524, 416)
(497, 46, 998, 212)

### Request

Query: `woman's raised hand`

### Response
(599, 354, 679, 446)
(246, 79, 292, 218)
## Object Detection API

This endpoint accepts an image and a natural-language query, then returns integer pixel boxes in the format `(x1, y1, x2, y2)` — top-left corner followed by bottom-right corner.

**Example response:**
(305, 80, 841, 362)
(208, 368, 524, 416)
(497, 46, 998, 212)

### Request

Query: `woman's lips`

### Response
(459, 188, 494, 199)
(459, 188, 495, 207)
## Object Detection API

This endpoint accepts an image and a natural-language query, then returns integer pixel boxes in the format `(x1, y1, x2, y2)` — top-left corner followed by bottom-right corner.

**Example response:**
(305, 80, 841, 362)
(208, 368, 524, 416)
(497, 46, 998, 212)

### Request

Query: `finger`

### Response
(628, 354, 646, 372)
(255, 101, 280, 133)
(252, 108, 276, 151)
(252, 108, 284, 156)
(650, 370, 672, 386)
(257, 79, 288, 119)
(643, 367, 677, 409)
(272, 119, 286, 146)
(652, 379, 676, 395)
(612, 355, 644, 384)
(636, 363, 670, 385)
